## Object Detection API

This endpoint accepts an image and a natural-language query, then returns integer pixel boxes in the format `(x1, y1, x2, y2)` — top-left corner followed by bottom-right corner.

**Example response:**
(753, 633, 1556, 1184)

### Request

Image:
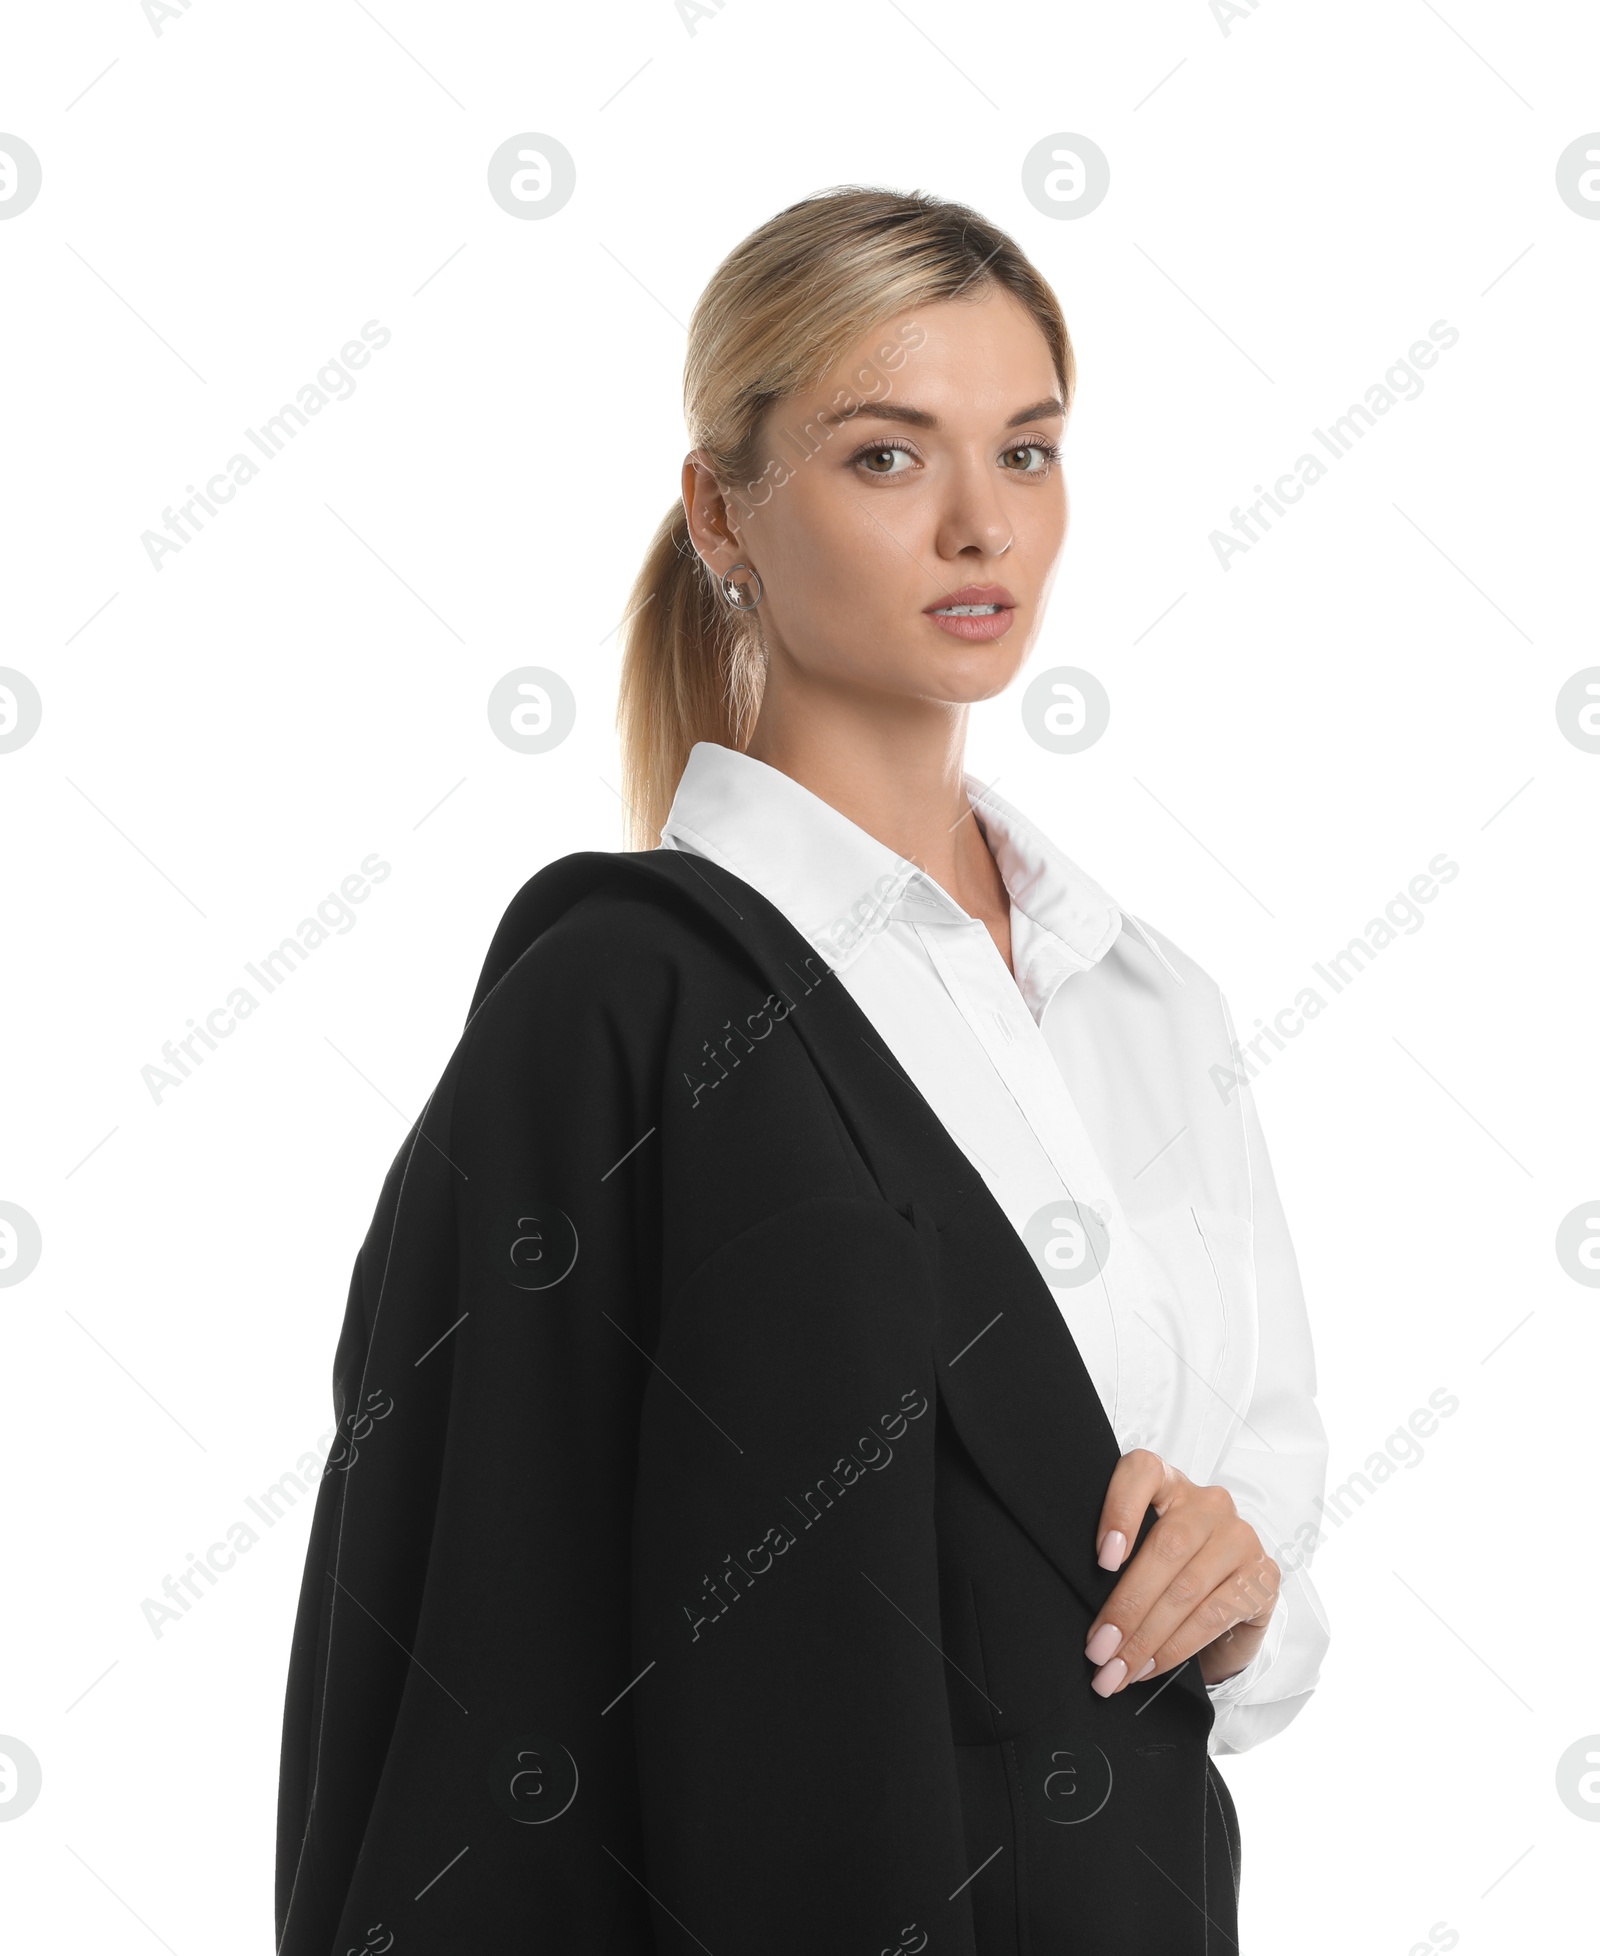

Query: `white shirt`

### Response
(659, 740, 1330, 1755)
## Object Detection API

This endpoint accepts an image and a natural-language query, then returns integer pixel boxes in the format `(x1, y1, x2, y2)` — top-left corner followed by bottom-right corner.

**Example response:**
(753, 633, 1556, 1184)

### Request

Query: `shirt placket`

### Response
(915, 916, 1157, 1450)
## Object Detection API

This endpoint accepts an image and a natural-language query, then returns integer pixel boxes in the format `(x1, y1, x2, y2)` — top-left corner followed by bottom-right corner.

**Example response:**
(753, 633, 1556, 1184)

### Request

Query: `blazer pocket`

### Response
(952, 1737, 1024, 1956)
(947, 1578, 1027, 1952)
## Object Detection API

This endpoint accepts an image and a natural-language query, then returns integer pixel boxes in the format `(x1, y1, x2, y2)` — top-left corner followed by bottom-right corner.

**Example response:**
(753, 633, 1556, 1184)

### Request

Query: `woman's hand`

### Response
(1082, 1449, 1280, 1695)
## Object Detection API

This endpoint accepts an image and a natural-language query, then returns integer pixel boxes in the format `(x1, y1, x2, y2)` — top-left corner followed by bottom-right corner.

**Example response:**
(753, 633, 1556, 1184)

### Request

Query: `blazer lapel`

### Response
(642, 851, 1131, 1621)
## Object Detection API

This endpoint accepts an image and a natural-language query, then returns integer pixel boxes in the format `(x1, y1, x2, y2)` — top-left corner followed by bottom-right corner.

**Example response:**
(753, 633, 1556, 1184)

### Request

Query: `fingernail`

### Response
(1098, 1530, 1127, 1571)
(1084, 1622, 1122, 1666)
(1091, 1657, 1127, 1697)
(1132, 1658, 1155, 1682)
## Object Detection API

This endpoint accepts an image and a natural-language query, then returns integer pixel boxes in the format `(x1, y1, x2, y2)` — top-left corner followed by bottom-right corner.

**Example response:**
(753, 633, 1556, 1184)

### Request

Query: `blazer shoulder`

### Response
(465, 849, 749, 1034)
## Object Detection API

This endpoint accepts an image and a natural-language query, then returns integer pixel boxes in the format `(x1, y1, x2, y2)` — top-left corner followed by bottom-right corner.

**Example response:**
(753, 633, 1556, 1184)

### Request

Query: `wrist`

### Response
(1198, 1616, 1269, 1686)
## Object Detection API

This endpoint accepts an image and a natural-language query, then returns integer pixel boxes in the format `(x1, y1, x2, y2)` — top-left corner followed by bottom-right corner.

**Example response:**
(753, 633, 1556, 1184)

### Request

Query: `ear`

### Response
(681, 450, 744, 574)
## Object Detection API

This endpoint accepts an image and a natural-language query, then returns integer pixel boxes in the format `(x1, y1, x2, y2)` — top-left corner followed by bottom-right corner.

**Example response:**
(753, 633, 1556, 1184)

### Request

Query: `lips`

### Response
(924, 584, 1017, 616)
(923, 583, 1018, 643)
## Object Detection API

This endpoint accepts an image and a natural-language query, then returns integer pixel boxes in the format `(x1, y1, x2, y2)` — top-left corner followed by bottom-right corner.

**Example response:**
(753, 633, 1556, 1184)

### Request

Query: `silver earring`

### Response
(720, 562, 764, 610)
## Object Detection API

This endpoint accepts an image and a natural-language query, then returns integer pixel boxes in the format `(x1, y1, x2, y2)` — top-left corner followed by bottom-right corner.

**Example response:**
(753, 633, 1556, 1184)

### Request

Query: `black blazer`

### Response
(275, 849, 1242, 1955)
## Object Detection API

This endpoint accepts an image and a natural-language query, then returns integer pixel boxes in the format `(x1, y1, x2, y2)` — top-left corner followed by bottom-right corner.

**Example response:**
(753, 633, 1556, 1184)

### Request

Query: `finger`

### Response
(1081, 1486, 1236, 1687)
(1144, 1556, 1281, 1687)
(1093, 1448, 1176, 1572)
(1088, 1526, 1252, 1694)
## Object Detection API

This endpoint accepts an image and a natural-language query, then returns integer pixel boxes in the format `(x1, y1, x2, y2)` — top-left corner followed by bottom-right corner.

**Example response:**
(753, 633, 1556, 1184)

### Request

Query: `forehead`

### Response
(793, 287, 1059, 421)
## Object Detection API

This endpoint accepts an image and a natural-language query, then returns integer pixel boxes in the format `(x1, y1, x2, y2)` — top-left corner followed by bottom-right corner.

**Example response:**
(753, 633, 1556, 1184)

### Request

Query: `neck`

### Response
(740, 668, 1009, 929)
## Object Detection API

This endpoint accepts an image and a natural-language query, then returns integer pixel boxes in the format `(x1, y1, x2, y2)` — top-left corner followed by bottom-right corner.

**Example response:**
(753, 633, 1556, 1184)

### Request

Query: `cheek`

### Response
(764, 485, 913, 614)
(1018, 485, 1069, 580)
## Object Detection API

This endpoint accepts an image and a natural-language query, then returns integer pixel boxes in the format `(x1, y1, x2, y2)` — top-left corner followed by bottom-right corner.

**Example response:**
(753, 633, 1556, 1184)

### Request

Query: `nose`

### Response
(933, 449, 1013, 560)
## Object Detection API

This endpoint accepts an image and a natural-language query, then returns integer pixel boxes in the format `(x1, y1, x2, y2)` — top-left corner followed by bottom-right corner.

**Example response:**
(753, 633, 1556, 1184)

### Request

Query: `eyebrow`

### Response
(814, 396, 1065, 431)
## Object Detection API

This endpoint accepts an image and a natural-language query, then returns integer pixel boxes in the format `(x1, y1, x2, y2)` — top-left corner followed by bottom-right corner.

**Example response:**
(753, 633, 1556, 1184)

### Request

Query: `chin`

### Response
(924, 640, 1032, 703)
(828, 627, 1031, 706)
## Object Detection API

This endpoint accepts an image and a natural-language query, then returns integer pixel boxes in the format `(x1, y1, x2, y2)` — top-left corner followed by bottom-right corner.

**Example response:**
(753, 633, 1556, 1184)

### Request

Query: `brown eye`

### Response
(1002, 440, 1061, 473)
(853, 441, 917, 476)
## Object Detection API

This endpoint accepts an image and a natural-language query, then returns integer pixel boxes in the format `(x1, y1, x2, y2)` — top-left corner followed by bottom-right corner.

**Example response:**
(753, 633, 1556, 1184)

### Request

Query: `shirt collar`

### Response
(658, 742, 1125, 1001)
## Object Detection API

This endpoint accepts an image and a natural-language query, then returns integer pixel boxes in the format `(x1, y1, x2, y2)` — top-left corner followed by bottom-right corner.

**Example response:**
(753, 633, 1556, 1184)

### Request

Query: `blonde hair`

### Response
(614, 185, 1076, 849)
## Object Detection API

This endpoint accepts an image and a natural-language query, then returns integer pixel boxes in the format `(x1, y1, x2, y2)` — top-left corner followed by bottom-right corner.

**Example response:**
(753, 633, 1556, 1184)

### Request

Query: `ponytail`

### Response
(615, 503, 763, 852)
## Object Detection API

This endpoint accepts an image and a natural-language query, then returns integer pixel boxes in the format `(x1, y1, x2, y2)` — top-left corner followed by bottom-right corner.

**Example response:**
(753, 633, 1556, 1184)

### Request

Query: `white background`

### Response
(3, 0, 1597, 1948)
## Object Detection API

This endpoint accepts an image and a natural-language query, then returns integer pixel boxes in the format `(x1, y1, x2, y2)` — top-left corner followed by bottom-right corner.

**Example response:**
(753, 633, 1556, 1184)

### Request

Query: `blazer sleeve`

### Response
(274, 889, 984, 1953)
(274, 899, 668, 1953)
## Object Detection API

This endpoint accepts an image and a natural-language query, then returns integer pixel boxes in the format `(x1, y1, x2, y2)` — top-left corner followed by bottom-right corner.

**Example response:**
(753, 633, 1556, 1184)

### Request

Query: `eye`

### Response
(852, 438, 920, 477)
(1002, 439, 1063, 474)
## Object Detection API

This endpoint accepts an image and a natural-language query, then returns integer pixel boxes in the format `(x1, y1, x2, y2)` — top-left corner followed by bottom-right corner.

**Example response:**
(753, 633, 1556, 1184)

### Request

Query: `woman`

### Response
(275, 186, 1330, 1955)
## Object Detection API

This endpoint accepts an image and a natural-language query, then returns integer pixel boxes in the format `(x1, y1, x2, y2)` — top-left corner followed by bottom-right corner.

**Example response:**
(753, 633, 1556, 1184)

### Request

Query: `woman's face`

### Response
(686, 283, 1068, 709)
